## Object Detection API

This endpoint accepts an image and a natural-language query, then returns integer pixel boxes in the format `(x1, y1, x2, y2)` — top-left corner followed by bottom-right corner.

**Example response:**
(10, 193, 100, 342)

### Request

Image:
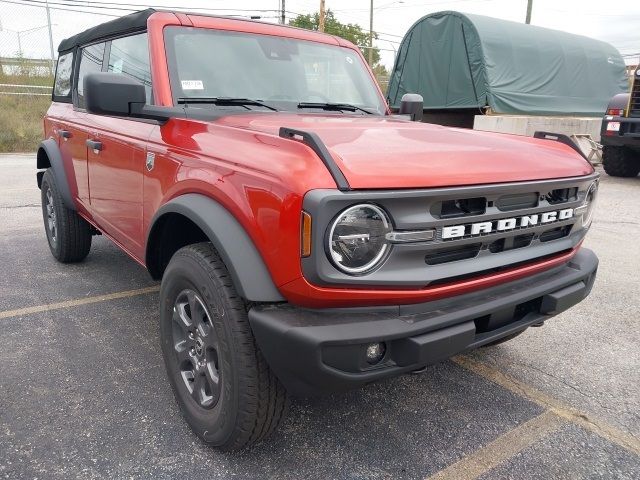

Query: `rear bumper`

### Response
(601, 116, 640, 147)
(249, 248, 598, 396)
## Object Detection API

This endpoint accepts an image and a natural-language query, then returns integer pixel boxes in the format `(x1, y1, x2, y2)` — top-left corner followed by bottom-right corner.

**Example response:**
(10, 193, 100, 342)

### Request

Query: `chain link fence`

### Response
(0, 3, 55, 152)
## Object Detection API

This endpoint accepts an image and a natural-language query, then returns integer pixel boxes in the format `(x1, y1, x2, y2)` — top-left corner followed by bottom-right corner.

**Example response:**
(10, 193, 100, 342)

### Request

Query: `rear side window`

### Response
(107, 33, 152, 103)
(53, 52, 73, 101)
(76, 42, 106, 109)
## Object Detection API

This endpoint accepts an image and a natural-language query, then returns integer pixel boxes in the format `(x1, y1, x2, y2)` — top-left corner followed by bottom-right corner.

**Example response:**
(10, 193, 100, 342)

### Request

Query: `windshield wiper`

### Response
(177, 97, 278, 111)
(297, 102, 374, 115)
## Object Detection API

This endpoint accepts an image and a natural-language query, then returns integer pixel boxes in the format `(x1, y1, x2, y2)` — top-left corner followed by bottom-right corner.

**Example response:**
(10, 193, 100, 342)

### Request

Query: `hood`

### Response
(215, 113, 593, 189)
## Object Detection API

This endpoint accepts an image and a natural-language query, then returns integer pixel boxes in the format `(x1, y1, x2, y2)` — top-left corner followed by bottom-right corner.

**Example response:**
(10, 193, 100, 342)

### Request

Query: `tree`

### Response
(289, 10, 381, 67)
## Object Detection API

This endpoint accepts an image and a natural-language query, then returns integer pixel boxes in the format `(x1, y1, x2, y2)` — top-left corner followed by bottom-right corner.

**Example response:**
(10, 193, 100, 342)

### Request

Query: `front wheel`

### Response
(159, 242, 289, 450)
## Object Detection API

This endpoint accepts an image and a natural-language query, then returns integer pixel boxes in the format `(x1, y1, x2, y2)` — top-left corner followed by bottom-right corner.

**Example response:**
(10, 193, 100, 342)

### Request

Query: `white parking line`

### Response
(427, 410, 564, 480)
(453, 356, 640, 456)
(0, 286, 160, 320)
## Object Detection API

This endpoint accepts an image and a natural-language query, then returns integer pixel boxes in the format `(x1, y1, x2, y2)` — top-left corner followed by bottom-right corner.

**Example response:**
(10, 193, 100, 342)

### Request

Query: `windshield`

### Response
(164, 26, 387, 114)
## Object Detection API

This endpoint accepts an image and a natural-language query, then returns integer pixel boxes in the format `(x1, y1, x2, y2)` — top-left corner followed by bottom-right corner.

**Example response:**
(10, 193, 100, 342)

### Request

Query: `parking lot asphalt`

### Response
(0, 153, 639, 479)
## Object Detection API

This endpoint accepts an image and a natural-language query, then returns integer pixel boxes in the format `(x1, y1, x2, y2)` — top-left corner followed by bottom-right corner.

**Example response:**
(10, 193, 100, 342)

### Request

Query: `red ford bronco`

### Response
(39, 9, 599, 450)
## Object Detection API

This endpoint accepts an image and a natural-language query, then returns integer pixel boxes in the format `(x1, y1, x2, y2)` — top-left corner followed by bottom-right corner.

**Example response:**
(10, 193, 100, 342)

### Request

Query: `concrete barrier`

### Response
(473, 115, 603, 142)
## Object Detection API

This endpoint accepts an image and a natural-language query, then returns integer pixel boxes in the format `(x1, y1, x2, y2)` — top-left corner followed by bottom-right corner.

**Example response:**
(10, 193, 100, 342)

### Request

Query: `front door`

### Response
(86, 118, 154, 257)
(79, 33, 154, 258)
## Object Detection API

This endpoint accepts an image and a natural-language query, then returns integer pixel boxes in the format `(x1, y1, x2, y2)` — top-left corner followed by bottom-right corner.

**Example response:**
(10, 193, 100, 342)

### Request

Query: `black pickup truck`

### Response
(601, 67, 640, 177)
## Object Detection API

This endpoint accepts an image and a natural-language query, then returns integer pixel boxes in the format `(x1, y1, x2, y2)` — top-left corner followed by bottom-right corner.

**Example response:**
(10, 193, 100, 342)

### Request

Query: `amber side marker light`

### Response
(301, 211, 312, 257)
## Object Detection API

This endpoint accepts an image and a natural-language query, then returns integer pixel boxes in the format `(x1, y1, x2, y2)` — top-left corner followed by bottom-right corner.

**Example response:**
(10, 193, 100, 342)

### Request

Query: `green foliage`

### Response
(289, 9, 381, 67)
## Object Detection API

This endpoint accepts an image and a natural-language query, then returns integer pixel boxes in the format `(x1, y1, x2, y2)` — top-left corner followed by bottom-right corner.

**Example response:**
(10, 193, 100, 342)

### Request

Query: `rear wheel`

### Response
(602, 146, 640, 178)
(40, 169, 92, 262)
(160, 242, 289, 450)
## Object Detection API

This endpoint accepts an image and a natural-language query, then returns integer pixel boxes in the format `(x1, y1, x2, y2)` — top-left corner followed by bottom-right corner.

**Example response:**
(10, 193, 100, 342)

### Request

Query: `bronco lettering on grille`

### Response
(442, 208, 574, 240)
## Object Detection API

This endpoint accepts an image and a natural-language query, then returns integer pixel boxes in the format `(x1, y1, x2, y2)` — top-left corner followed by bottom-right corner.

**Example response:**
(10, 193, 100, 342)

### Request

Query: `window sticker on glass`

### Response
(345, 56, 354, 64)
(181, 80, 204, 90)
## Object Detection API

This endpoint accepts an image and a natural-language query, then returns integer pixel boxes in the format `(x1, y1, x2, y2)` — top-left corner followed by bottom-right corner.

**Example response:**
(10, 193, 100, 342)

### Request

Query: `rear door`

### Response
(49, 50, 90, 208)
(84, 33, 155, 258)
(68, 42, 106, 210)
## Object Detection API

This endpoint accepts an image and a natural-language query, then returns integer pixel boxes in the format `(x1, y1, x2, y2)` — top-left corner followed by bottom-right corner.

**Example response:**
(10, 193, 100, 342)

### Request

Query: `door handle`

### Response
(86, 139, 103, 151)
(57, 129, 71, 139)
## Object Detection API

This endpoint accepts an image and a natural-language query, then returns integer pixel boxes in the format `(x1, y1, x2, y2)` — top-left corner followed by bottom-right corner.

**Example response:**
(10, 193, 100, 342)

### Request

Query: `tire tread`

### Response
(41, 169, 91, 263)
(602, 146, 640, 178)
(171, 243, 289, 450)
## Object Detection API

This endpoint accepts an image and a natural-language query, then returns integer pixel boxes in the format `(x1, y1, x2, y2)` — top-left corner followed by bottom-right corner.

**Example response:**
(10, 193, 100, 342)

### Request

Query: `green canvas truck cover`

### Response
(387, 11, 628, 116)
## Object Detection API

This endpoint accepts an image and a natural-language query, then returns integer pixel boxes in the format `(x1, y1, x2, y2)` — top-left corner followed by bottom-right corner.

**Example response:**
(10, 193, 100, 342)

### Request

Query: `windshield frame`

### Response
(163, 25, 388, 115)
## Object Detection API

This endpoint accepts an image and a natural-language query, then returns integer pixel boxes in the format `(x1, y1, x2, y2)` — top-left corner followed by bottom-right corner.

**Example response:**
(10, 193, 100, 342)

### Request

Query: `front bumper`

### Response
(249, 248, 598, 396)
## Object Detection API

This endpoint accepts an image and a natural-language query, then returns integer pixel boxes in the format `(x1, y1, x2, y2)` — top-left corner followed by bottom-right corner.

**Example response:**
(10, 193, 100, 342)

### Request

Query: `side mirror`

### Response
(84, 72, 170, 123)
(399, 93, 424, 122)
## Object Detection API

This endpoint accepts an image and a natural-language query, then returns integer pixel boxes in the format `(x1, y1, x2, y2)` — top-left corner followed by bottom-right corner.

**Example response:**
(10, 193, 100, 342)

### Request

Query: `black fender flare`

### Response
(147, 194, 285, 302)
(37, 138, 76, 210)
(606, 93, 630, 112)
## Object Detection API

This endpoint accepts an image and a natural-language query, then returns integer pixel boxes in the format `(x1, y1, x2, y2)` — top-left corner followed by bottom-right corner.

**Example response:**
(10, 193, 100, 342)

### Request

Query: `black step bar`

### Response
(279, 127, 350, 191)
(533, 131, 589, 161)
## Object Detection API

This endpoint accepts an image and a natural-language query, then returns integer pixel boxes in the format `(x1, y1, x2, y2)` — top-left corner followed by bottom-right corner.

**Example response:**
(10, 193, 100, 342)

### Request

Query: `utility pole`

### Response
(280, 0, 285, 25)
(368, 0, 374, 66)
(45, 0, 56, 74)
(525, 0, 533, 24)
(318, 0, 326, 32)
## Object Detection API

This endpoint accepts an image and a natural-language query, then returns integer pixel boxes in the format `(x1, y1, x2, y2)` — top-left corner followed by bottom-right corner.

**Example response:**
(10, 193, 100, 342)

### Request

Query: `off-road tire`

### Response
(602, 146, 640, 178)
(40, 169, 92, 262)
(160, 242, 289, 451)
(481, 329, 525, 348)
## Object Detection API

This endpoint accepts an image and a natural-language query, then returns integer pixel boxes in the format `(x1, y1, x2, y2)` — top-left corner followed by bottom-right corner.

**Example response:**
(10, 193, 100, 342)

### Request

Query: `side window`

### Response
(53, 52, 73, 101)
(108, 33, 152, 103)
(76, 42, 106, 109)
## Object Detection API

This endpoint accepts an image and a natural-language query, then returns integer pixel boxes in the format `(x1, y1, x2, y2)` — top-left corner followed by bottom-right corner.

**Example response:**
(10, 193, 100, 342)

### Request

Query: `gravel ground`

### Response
(0, 154, 638, 479)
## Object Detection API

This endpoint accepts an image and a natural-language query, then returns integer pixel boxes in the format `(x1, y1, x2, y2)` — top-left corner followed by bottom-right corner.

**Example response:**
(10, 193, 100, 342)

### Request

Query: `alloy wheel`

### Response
(172, 289, 221, 409)
(45, 188, 57, 246)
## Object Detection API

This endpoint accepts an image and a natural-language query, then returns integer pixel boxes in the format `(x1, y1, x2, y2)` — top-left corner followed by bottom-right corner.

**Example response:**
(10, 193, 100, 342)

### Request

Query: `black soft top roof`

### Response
(58, 8, 155, 53)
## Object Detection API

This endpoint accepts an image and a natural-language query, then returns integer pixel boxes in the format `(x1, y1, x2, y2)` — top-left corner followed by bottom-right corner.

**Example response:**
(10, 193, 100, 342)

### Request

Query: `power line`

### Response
(59, 0, 286, 14)
(0, 0, 121, 16)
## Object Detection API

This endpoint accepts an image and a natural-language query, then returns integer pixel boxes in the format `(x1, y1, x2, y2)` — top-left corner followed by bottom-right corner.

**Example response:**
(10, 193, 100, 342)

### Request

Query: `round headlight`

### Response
(328, 204, 392, 274)
(581, 181, 598, 227)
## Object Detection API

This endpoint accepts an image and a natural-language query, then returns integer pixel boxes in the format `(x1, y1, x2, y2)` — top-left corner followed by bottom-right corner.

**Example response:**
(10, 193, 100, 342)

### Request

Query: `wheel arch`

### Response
(37, 139, 76, 211)
(606, 92, 630, 112)
(146, 194, 285, 303)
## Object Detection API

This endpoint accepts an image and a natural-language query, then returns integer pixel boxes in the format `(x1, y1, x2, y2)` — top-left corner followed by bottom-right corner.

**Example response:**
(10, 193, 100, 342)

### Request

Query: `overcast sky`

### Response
(0, 0, 637, 68)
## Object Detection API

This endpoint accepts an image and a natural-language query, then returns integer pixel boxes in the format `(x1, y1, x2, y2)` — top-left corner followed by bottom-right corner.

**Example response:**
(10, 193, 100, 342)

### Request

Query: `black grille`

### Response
(425, 243, 482, 265)
(546, 187, 577, 205)
(431, 197, 486, 219)
(630, 73, 640, 117)
(496, 192, 538, 211)
(488, 233, 534, 253)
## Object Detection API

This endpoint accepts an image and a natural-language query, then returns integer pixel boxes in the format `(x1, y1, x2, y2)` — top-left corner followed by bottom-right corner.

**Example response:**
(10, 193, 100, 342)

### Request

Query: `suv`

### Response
(601, 66, 640, 177)
(38, 9, 599, 450)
